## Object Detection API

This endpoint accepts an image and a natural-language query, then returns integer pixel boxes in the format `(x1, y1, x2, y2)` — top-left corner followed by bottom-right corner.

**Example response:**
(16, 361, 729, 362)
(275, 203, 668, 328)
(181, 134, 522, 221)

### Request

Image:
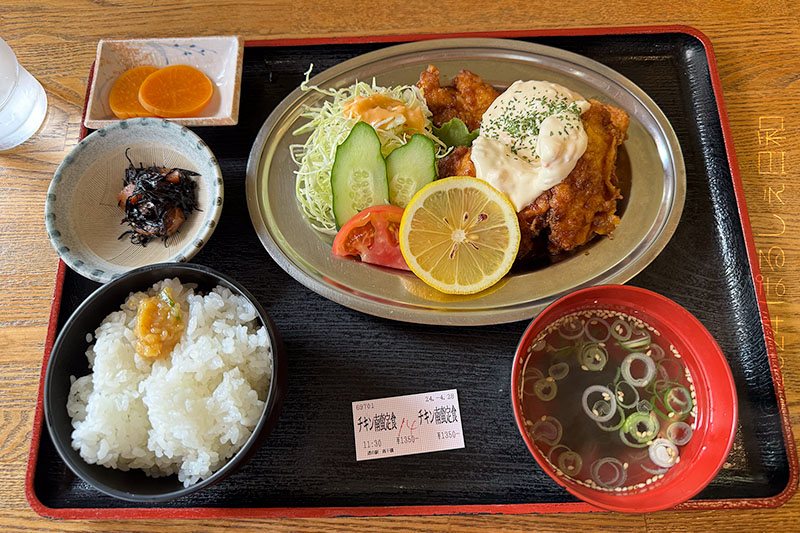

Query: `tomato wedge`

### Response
(332, 205, 410, 271)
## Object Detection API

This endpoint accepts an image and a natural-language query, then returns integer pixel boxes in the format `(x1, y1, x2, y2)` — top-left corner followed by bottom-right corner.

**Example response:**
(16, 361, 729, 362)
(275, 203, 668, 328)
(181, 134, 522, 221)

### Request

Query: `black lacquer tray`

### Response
(27, 26, 797, 518)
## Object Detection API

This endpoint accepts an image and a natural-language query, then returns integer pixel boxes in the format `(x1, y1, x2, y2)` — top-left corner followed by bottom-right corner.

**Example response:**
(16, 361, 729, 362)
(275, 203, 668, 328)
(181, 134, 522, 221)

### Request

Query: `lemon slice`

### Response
(399, 176, 520, 295)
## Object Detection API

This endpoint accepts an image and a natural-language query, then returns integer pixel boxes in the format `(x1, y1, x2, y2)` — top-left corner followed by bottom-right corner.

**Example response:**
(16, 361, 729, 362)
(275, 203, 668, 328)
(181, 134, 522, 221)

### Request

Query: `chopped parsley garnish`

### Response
(481, 88, 584, 163)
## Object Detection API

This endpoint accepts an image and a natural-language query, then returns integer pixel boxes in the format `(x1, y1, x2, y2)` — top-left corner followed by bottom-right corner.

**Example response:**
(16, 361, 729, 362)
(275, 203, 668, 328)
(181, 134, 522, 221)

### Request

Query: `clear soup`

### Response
(519, 308, 696, 492)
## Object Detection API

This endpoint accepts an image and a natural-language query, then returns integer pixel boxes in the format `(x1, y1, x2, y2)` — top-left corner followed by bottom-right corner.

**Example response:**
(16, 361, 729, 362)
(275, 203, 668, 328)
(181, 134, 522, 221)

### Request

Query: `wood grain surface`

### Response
(1, 1, 799, 531)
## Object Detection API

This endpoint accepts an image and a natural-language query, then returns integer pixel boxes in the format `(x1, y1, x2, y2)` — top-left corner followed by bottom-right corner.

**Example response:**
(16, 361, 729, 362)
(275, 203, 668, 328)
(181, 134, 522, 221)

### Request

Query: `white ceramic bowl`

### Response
(46, 118, 224, 283)
(84, 36, 243, 128)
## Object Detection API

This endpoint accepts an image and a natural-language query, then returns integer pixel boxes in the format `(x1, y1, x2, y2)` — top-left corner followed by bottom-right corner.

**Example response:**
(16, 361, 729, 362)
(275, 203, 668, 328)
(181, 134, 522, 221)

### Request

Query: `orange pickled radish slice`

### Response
(138, 65, 213, 118)
(109, 66, 159, 119)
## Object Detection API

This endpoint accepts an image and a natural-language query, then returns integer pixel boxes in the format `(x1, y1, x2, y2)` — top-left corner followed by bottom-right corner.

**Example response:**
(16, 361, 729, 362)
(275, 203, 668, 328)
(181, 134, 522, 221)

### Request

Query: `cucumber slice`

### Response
(386, 133, 436, 208)
(331, 121, 389, 228)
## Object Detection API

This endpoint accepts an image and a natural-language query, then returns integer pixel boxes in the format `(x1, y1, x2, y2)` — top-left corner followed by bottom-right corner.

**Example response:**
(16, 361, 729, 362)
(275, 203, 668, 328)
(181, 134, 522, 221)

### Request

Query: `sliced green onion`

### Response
(650, 395, 675, 421)
(531, 337, 546, 352)
(621, 352, 656, 388)
(619, 425, 650, 448)
(582, 385, 616, 422)
(597, 404, 626, 432)
(592, 399, 615, 419)
(637, 399, 653, 414)
(645, 343, 665, 362)
(665, 385, 693, 415)
(520, 363, 544, 397)
(610, 366, 622, 387)
(615, 380, 640, 408)
(647, 377, 674, 395)
(584, 317, 611, 343)
(666, 421, 693, 446)
(610, 318, 632, 341)
(158, 287, 181, 320)
(649, 437, 679, 468)
(558, 317, 585, 339)
(547, 444, 570, 464)
(558, 450, 583, 476)
(534, 378, 557, 401)
(531, 416, 563, 446)
(548, 362, 570, 380)
(158, 287, 176, 307)
(579, 344, 608, 371)
(656, 359, 683, 383)
(624, 412, 660, 443)
(650, 392, 690, 422)
(591, 457, 627, 489)
(523, 366, 544, 380)
(619, 330, 651, 352)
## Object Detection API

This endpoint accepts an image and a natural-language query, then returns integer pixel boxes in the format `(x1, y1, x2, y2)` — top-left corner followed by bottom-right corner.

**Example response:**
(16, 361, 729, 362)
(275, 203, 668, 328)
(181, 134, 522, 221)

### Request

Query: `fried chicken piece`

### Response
(437, 148, 474, 179)
(516, 192, 551, 258)
(437, 100, 629, 257)
(437, 146, 476, 178)
(416, 65, 499, 131)
(542, 100, 628, 253)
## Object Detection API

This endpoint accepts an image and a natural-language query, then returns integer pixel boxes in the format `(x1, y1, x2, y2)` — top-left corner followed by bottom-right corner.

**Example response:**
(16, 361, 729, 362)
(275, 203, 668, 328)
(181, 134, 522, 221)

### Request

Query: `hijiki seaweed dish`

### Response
(519, 309, 696, 492)
(117, 149, 199, 246)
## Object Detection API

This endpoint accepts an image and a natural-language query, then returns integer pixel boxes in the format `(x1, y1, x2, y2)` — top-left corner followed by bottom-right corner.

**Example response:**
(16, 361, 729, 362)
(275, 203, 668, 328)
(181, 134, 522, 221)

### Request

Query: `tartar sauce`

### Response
(471, 80, 590, 211)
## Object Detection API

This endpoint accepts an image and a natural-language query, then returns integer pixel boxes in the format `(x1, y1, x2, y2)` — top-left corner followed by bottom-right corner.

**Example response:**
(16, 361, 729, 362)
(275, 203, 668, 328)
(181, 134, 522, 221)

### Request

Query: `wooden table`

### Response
(2, 1, 799, 530)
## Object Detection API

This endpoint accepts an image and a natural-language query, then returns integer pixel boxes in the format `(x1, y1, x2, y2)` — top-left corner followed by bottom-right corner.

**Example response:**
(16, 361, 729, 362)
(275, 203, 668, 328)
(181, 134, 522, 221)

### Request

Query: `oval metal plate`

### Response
(246, 38, 685, 326)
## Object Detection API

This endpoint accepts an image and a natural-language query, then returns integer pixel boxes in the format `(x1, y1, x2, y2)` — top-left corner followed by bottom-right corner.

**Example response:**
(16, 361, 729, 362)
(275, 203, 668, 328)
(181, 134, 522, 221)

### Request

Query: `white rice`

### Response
(66, 278, 272, 487)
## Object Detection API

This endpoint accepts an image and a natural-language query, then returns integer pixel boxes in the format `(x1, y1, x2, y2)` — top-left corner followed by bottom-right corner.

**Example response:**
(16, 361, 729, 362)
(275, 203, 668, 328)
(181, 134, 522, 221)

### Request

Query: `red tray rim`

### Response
(25, 23, 798, 520)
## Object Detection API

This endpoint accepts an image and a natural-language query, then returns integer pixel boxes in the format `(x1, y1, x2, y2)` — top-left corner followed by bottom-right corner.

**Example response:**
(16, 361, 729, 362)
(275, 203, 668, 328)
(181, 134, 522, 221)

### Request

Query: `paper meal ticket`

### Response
(352, 389, 465, 461)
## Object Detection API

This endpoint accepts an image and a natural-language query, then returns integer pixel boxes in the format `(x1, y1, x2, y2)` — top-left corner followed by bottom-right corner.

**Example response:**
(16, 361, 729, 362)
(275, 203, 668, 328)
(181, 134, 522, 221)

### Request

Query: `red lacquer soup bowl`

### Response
(511, 285, 737, 513)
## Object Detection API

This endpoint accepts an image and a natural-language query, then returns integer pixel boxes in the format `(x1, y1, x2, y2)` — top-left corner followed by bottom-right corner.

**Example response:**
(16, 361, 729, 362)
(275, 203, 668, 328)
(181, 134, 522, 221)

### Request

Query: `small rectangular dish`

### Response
(84, 36, 243, 128)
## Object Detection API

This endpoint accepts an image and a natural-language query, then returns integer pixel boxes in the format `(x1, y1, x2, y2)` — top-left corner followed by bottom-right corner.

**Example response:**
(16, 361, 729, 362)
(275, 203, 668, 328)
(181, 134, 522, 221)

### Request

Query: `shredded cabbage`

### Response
(291, 64, 446, 233)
